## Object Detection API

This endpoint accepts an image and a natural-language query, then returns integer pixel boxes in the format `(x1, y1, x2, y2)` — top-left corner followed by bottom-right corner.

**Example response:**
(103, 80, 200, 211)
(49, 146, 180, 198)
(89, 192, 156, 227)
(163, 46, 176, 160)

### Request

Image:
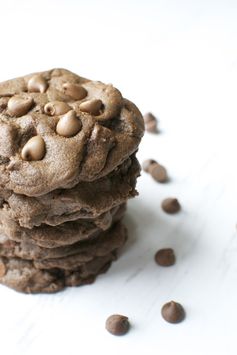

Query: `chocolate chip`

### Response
(144, 112, 158, 133)
(62, 83, 87, 100)
(79, 99, 103, 115)
(161, 301, 185, 324)
(142, 159, 157, 173)
(21, 135, 46, 161)
(148, 163, 168, 182)
(0, 261, 6, 277)
(27, 75, 48, 93)
(8, 96, 34, 117)
(155, 248, 175, 266)
(56, 110, 82, 137)
(105, 314, 130, 336)
(161, 198, 181, 214)
(44, 101, 71, 116)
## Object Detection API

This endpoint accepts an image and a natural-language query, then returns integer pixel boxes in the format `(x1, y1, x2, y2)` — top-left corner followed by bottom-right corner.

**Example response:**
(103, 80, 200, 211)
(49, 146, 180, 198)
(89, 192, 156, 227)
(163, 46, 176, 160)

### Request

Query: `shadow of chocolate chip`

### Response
(20, 126, 38, 148)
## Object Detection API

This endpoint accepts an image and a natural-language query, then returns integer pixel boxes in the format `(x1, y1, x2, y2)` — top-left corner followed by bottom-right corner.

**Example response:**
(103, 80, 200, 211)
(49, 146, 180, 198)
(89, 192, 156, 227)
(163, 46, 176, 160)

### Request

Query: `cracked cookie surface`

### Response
(0, 68, 144, 196)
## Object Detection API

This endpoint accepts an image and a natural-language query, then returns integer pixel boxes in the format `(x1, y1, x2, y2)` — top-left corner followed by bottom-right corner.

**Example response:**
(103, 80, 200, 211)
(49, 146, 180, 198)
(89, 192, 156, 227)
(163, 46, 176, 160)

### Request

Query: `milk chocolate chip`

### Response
(105, 314, 130, 336)
(44, 101, 71, 116)
(144, 112, 158, 133)
(149, 163, 168, 183)
(155, 248, 175, 266)
(161, 198, 181, 214)
(0, 261, 6, 277)
(8, 96, 34, 117)
(161, 301, 185, 324)
(27, 75, 48, 93)
(79, 99, 103, 115)
(21, 135, 46, 161)
(62, 83, 87, 100)
(142, 159, 157, 173)
(56, 110, 82, 137)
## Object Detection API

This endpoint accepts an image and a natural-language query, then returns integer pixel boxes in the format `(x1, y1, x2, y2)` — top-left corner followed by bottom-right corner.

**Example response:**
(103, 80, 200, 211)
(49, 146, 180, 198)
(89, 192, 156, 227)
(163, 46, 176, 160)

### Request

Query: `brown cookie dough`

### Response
(0, 222, 127, 293)
(0, 68, 144, 197)
(0, 218, 127, 262)
(0, 155, 139, 228)
(0, 252, 115, 294)
(0, 204, 126, 249)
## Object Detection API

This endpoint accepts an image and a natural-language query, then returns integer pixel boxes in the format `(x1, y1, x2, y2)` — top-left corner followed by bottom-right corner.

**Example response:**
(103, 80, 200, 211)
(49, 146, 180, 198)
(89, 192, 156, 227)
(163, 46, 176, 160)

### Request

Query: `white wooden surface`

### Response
(0, 1, 237, 354)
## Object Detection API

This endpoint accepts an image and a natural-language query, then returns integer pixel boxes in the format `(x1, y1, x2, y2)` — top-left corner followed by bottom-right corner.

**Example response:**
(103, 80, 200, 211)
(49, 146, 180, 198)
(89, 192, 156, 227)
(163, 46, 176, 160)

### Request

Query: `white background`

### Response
(0, 0, 237, 354)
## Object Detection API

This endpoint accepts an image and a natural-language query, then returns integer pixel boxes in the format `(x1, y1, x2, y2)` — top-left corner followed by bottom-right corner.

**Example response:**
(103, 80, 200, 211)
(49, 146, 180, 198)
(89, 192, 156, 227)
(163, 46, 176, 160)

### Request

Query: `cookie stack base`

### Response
(0, 222, 127, 293)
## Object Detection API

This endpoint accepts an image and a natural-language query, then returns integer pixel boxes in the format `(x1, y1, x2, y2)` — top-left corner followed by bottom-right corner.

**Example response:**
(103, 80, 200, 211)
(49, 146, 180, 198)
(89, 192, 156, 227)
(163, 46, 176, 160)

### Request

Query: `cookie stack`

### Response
(0, 69, 144, 293)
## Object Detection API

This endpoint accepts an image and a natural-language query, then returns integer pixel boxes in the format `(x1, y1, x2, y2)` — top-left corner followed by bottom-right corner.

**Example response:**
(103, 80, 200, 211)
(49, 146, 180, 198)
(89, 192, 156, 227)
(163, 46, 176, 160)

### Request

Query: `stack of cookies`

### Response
(0, 69, 144, 293)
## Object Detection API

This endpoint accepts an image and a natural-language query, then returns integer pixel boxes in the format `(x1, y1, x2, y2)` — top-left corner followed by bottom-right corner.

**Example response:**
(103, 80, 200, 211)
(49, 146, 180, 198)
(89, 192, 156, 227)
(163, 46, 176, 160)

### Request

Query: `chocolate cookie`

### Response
(0, 252, 116, 294)
(0, 68, 144, 197)
(34, 222, 126, 270)
(0, 222, 127, 293)
(0, 204, 126, 249)
(0, 219, 127, 262)
(0, 155, 139, 228)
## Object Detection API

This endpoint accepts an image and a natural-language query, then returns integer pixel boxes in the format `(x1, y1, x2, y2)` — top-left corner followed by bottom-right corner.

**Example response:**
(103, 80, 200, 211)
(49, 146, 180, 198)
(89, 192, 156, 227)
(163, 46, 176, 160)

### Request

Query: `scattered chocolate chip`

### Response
(21, 135, 46, 161)
(161, 301, 185, 324)
(144, 112, 158, 133)
(44, 101, 71, 116)
(155, 248, 175, 266)
(27, 75, 48, 93)
(144, 112, 156, 123)
(142, 159, 157, 173)
(161, 198, 181, 214)
(62, 83, 87, 100)
(148, 163, 168, 182)
(56, 110, 82, 137)
(79, 99, 103, 115)
(0, 261, 6, 277)
(146, 120, 158, 133)
(105, 314, 130, 336)
(8, 96, 34, 117)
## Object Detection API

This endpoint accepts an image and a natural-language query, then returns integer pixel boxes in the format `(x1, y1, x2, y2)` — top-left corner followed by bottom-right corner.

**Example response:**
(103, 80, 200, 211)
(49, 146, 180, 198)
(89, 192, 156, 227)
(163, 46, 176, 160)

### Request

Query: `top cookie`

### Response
(0, 68, 144, 196)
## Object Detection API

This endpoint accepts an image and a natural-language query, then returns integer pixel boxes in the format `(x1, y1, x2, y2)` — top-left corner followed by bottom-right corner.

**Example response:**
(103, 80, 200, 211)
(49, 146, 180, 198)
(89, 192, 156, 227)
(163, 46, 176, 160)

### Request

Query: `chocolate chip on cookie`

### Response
(62, 83, 87, 100)
(161, 198, 181, 214)
(155, 248, 175, 266)
(56, 110, 82, 137)
(8, 96, 34, 117)
(144, 112, 158, 133)
(105, 314, 130, 335)
(27, 75, 48, 93)
(148, 163, 168, 183)
(0, 69, 144, 196)
(44, 101, 71, 116)
(79, 99, 103, 115)
(21, 135, 46, 161)
(161, 301, 185, 324)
